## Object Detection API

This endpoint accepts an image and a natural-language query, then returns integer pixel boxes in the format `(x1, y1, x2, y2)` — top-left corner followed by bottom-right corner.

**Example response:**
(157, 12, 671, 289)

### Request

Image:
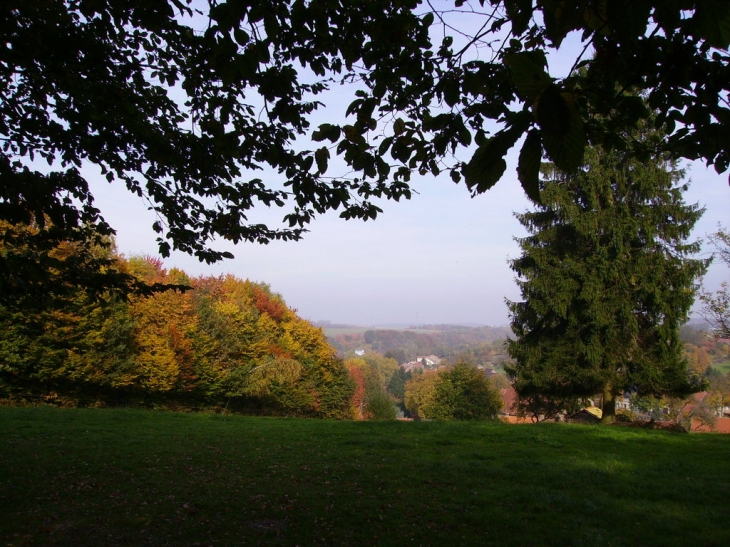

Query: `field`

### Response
(321, 326, 440, 338)
(711, 360, 730, 374)
(1, 407, 729, 547)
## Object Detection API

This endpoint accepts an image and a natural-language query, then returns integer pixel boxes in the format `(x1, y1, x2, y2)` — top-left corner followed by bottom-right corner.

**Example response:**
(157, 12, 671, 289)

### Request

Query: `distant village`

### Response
(351, 348, 730, 433)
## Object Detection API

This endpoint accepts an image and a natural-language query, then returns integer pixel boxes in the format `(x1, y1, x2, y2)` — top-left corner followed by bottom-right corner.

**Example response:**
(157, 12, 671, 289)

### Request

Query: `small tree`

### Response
(404, 370, 440, 420)
(700, 227, 730, 340)
(430, 363, 502, 421)
(364, 389, 397, 421)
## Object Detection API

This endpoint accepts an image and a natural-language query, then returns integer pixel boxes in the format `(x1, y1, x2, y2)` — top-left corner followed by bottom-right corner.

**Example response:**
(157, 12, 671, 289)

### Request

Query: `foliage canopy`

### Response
(2, 0, 728, 297)
(404, 362, 501, 420)
(0, 252, 353, 417)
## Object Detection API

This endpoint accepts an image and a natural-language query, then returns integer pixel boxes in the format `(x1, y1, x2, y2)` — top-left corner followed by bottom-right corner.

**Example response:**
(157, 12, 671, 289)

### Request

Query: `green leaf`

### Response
(692, 0, 730, 48)
(393, 118, 406, 136)
(233, 28, 250, 46)
(517, 129, 542, 204)
(464, 139, 510, 194)
(343, 125, 360, 143)
(312, 124, 341, 143)
(315, 147, 330, 174)
(606, 0, 650, 41)
(458, 125, 472, 147)
(378, 136, 394, 156)
(505, 51, 551, 101)
(505, 0, 534, 35)
(540, 0, 584, 47)
(464, 116, 530, 193)
(536, 86, 585, 173)
(376, 157, 390, 178)
(442, 77, 460, 107)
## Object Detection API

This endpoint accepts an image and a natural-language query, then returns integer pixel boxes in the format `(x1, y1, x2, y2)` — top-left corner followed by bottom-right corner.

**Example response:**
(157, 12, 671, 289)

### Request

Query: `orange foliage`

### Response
(346, 362, 367, 420)
(269, 344, 293, 359)
(252, 285, 288, 321)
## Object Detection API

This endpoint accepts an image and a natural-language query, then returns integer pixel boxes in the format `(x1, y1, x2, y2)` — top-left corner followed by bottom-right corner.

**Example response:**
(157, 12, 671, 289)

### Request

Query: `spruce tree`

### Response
(506, 142, 708, 423)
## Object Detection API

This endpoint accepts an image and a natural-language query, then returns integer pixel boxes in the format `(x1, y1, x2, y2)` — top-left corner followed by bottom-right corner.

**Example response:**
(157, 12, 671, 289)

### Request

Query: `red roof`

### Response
(500, 387, 518, 415)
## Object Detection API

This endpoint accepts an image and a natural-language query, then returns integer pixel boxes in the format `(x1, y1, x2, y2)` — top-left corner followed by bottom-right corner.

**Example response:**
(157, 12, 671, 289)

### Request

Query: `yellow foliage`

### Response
(404, 371, 441, 419)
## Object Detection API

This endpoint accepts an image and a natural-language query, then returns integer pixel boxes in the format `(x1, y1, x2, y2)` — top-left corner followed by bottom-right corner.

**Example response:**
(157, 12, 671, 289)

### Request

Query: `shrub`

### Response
(365, 389, 396, 420)
(431, 363, 502, 421)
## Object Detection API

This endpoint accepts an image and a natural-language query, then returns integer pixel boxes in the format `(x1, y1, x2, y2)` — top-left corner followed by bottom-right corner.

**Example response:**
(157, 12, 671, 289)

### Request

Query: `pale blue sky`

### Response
(84, 6, 729, 326)
(87, 155, 728, 327)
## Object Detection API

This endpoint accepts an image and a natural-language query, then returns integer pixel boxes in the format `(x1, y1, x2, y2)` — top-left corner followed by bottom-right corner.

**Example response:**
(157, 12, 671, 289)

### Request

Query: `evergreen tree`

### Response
(506, 141, 708, 423)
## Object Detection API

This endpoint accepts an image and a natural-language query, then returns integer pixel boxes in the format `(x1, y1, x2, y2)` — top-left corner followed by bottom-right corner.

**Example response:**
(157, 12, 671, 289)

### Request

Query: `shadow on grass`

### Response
(1, 408, 728, 547)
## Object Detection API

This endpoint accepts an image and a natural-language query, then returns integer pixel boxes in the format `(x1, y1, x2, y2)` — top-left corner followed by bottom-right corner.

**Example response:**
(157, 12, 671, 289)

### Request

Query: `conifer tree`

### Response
(506, 139, 708, 423)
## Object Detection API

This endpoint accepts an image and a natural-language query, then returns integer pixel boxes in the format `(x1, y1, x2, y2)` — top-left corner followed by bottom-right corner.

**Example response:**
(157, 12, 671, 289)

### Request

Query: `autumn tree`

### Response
(404, 363, 500, 420)
(506, 138, 708, 424)
(3, 1, 729, 300)
(0, 230, 139, 399)
(0, 235, 352, 416)
(345, 358, 367, 420)
(404, 370, 441, 420)
(344, 354, 398, 420)
(700, 227, 730, 339)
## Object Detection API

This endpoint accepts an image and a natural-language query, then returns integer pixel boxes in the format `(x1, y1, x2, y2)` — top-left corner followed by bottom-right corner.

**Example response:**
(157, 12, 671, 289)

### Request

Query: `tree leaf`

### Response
(393, 118, 406, 136)
(536, 86, 585, 173)
(505, 51, 551, 101)
(517, 129, 542, 204)
(505, 0, 535, 35)
(464, 119, 528, 193)
(463, 143, 507, 194)
(315, 147, 330, 174)
(691, 0, 730, 48)
(312, 124, 341, 143)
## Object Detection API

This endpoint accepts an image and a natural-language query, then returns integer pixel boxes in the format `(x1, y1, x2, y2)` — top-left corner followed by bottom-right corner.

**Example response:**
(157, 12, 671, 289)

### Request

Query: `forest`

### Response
(0, 244, 354, 418)
(328, 325, 512, 364)
(1, 1, 729, 426)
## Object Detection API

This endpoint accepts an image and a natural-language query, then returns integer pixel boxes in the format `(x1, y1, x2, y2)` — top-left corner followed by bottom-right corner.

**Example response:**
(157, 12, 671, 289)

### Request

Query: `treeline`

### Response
(343, 353, 503, 421)
(329, 326, 512, 364)
(0, 254, 353, 418)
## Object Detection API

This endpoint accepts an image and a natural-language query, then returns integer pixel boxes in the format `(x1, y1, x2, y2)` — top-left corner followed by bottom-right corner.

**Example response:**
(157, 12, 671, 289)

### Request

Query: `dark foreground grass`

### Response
(1, 408, 728, 547)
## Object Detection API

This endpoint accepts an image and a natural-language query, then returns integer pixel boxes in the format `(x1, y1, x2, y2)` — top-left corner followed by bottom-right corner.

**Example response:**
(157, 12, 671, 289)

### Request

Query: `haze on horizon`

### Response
(81, 13, 729, 329)
(89, 154, 727, 328)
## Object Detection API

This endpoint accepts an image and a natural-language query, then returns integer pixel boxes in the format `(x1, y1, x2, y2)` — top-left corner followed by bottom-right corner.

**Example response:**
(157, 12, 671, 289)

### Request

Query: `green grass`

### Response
(1, 407, 728, 547)
(711, 360, 730, 374)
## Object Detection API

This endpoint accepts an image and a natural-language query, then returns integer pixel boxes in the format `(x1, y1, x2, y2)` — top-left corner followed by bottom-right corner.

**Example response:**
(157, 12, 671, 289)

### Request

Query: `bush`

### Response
(430, 363, 502, 421)
(365, 389, 396, 420)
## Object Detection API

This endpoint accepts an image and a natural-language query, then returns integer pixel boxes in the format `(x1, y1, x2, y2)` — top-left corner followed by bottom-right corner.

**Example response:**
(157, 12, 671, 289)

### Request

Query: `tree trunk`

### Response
(601, 385, 616, 424)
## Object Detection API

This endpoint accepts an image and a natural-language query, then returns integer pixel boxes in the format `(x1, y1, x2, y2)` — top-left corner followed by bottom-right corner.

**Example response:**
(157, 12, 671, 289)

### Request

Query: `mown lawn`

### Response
(1, 407, 728, 547)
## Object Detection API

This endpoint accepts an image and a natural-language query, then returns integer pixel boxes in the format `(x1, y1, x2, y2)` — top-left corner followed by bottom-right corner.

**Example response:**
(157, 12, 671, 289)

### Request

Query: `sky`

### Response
(87, 154, 728, 328)
(84, 6, 729, 327)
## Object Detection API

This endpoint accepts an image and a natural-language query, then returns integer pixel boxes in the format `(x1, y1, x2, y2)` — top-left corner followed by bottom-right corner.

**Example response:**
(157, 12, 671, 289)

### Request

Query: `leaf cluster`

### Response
(3, 1, 728, 297)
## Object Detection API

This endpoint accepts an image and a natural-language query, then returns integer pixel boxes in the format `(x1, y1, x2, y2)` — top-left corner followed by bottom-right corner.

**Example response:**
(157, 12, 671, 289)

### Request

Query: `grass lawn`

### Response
(1, 407, 728, 547)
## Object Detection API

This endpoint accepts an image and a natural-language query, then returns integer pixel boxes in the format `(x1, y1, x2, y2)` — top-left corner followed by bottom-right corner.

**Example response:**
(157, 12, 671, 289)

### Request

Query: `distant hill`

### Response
(326, 325, 513, 365)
